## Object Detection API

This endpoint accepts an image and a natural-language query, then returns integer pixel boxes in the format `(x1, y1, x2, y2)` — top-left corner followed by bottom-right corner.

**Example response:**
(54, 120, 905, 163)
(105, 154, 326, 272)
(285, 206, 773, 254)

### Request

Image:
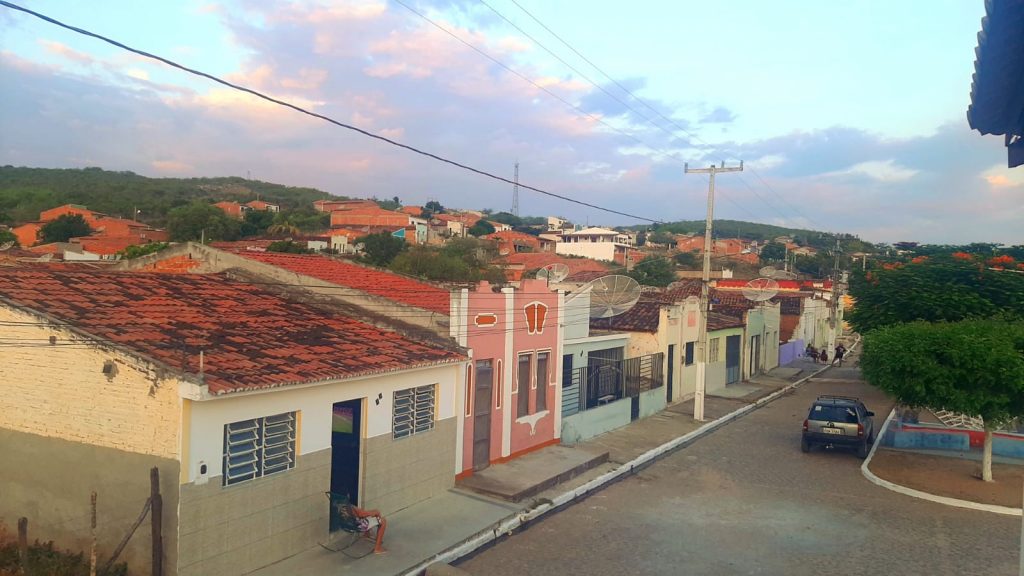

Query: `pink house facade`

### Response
(450, 279, 563, 477)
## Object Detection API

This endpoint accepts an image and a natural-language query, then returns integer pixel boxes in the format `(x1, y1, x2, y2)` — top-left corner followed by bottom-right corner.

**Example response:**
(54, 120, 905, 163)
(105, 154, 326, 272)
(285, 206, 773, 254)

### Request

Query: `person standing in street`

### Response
(832, 344, 846, 367)
(819, 347, 828, 365)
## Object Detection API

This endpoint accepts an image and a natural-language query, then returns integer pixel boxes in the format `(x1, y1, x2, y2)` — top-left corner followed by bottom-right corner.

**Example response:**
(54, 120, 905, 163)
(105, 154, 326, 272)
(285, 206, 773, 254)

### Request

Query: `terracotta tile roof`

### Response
(563, 270, 609, 283)
(0, 269, 463, 395)
(230, 251, 452, 315)
(708, 311, 745, 331)
(590, 298, 664, 333)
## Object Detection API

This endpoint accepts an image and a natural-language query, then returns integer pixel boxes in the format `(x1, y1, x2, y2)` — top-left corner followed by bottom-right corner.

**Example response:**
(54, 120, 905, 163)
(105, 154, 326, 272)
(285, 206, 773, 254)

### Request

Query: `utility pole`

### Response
(829, 237, 841, 355)
(685, 160, 743, 421)
(512, 161, 520, 217)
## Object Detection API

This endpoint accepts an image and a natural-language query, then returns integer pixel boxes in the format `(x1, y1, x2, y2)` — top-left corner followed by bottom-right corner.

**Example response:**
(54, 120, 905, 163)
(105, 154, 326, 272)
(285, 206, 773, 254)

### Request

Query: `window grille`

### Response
(222, 411, 296, 486)
(393, 384, 436, 439)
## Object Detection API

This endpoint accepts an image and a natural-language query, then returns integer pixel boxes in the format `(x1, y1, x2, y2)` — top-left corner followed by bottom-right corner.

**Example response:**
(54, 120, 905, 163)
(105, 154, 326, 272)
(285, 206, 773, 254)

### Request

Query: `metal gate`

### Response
(725, 335, 741, 384)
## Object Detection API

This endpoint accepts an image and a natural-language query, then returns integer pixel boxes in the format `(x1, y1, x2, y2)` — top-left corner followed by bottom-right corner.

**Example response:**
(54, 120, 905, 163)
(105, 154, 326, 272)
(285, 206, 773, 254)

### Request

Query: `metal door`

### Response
(725, 335, 741, 384)
(472, 360, 493, 471)
(666, 344, 675, 402)
(750, 335, 761, 376)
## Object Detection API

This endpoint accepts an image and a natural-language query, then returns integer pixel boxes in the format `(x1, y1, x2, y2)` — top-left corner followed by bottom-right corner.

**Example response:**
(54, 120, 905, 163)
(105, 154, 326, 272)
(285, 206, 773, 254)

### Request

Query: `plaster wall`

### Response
(560, 399, 631, 445)
(555, 242, 618, 262)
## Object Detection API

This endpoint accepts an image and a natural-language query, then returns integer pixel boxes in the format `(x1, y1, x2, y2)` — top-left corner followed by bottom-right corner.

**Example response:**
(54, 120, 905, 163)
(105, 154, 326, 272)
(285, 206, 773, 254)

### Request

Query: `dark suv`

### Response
(801, 395, 875, 458)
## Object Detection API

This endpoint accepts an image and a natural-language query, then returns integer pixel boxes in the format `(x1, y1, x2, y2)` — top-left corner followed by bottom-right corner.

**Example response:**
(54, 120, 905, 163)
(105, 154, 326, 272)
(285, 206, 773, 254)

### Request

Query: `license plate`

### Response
(823, 427, 842, 435)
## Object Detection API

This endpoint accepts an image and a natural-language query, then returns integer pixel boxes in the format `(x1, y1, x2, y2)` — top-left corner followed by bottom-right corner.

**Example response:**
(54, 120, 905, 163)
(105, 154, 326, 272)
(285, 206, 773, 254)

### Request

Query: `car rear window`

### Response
(810, 404, 859, 423)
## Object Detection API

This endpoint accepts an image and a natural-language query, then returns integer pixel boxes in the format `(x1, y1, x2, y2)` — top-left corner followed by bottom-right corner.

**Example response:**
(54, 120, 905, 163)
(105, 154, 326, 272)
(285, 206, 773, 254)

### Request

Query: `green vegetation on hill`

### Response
(635, 219, 875, 253)
(0, 166, 342, 225)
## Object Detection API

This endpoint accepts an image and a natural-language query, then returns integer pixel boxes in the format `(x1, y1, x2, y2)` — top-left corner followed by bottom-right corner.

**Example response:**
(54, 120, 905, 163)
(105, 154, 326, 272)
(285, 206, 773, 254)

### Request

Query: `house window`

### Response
(685, 341, 695, 366)
(535, 351, 549, 412)
(709, 338, 720, 363)
(496, 359, 503, 409)
(222, 412, 296, 486)
(517, 353, 532, 418)
(393, 384, 436, 440)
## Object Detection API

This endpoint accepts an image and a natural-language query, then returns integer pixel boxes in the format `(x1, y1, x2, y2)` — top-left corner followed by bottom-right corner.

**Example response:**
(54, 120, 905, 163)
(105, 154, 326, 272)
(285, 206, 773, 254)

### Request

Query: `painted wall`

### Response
(560, 399, 631, 445)
(184, 363, 460, 484)
(779, 339, 804, 366)
(638, 387, 667, 419)
(742, 303, 781, 379)
(705, 327, 744, 395)
(555, 242, 618, 262)
(0, 305, 183, 459)
(454, 280, 561, 475)
(1, 429, 180, 576)
(678, 301, 701, 400)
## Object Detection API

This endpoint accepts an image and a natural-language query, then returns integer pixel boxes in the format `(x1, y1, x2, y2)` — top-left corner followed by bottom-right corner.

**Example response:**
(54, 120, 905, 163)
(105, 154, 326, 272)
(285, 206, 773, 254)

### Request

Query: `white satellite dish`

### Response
(584, 275, 642, 318)
(0, 241, 13, 251)
(36, 253, 54, 262)
(536, 263, 570, 283)
(759, 265, 777, 277)
(742, 277, 779, 302)
(771, 269, 798, 280)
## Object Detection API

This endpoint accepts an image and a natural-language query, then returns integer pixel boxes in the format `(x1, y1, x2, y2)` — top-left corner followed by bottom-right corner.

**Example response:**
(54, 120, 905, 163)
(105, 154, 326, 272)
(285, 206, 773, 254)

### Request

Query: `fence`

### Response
(562, 353, 664, 417)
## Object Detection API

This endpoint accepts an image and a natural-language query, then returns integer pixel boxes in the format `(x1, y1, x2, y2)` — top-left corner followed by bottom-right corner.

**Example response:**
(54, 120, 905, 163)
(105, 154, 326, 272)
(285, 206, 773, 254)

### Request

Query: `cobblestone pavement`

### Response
(459, 366, 1021, 575)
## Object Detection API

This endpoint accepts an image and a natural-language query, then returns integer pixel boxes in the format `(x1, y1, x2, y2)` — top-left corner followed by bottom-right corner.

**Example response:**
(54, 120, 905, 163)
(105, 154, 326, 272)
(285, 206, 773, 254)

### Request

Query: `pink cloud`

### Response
(38, 40, 95, 66)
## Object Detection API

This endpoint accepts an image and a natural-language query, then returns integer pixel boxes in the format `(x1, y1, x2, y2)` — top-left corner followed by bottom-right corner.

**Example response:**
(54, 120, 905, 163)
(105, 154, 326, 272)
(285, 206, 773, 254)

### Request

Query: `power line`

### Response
(504, 0, 825, 230)
(0, 0, 661, 224)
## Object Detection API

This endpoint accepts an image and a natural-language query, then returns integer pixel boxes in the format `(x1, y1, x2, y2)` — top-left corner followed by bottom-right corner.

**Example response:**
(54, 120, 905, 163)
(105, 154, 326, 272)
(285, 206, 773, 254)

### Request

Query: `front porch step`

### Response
(457, 445, 610, 502)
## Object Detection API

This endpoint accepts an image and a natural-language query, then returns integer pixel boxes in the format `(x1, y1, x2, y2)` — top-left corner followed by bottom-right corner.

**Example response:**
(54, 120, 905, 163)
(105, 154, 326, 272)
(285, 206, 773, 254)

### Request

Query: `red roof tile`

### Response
(230, 251, 452, 315)
(590, 299, 664, 332)
(503, 252, 609, 275)
(0, 269, 463, 395)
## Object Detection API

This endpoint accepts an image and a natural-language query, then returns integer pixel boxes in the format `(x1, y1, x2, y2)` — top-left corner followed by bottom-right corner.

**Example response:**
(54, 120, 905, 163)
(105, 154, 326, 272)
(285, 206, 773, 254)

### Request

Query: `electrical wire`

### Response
(504, 0, 826, 230)
(0, 0, 662, 225)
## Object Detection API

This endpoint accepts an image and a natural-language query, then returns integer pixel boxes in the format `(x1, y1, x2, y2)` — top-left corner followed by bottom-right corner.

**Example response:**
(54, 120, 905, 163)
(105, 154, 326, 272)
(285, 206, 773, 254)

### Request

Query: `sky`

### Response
(1, 0, 1021, 244)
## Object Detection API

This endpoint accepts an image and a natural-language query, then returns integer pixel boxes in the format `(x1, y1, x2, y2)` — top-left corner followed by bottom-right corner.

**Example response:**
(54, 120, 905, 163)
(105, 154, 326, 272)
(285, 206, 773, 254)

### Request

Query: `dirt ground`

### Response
(869, 448, 1024, 508)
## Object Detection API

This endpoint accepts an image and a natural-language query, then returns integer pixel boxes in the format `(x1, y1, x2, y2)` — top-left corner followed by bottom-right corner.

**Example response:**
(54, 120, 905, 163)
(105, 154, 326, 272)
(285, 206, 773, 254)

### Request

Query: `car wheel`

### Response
(801, 438, 810, 453)
(857, 440, 869, 459)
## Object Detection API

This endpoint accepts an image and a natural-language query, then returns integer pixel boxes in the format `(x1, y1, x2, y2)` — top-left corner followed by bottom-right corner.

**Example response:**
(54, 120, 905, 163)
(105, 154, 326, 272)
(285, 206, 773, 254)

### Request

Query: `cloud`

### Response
(827, 159, 919, 182)
(38, 40, 95, 66)
(700, 106, 736, 124)
(151, 160, 194, 172)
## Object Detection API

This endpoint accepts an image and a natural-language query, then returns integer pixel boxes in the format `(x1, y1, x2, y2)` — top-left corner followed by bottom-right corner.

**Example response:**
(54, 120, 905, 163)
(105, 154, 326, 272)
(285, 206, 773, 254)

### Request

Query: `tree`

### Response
(240, 209, 276, 237)
(674, 250, 700, 269)
(627, 257, 675, 287)
(40, 214, 92, 243)
(847, 254, 1024, 334)
(424, 201, 444, 216)
(488, 212, 522, 227)
(468, 220, 496, 237)
(861, 319, 1024, 481)
(375, 196, 401, 211)
(359, 232, 406, 266)
(167, 202, 240, 242)
(118, 242, 168, 259)
(760, 242, 786, 263)
(267, 240, 312, 254)
(646, 231, 674, 246)
(0, 228, 18, 247)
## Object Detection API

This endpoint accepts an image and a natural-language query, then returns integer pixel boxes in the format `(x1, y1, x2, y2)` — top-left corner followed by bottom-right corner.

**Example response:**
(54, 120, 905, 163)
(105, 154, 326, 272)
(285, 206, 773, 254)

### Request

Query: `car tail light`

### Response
(802, 419, 808, 432)
(857, 423, 864, 437)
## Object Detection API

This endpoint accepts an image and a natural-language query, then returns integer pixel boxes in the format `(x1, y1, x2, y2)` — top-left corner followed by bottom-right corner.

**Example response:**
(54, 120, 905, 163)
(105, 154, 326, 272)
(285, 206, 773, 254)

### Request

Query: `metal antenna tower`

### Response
(512, 161, 520, 217)
(685, 160, 743, 421)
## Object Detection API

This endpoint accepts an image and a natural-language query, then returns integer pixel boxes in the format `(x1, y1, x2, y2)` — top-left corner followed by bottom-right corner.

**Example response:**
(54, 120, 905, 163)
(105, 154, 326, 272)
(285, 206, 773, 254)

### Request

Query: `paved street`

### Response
(459, 366, 1021, 575)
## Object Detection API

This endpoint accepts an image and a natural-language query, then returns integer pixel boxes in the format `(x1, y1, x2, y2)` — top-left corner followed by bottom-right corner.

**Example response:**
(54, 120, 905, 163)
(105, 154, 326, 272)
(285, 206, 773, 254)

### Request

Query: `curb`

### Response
(401, 347, 846, 575)
(861, 408, 1022, 517)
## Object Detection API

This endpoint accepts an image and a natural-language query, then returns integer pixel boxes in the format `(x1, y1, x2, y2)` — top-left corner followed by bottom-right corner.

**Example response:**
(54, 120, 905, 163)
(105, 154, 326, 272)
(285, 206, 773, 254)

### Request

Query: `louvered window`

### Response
(393, 385, 436, 439)
(222, 412, 296, 486)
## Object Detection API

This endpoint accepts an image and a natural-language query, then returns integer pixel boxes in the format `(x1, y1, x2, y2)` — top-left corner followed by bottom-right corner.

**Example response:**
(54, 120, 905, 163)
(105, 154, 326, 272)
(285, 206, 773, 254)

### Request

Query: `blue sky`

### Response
(2, 0, 1021, 244)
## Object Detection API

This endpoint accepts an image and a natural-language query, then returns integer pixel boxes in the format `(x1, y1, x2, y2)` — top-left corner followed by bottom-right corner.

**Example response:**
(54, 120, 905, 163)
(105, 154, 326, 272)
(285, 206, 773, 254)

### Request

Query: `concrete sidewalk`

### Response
(250, 359, 829, 576)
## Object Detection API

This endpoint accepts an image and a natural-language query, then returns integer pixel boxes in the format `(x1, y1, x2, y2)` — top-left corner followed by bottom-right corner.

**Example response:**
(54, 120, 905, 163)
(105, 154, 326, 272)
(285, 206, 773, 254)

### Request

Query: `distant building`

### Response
(245, 199, 280, 212)
(555, 227, 631, 264)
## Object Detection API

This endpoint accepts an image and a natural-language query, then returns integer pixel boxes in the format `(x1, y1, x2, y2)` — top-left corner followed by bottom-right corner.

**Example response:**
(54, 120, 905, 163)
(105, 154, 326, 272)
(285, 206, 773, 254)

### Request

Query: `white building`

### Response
(555, 227, 631, 263)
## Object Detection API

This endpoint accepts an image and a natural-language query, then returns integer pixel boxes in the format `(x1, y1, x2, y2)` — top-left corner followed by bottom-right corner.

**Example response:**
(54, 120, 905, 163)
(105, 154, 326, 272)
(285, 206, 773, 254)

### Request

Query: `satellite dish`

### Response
(584, 275, 641, 318)
(759, 266, 777, 277)
(37, 253, 54, 262)
(771, 269, 798, 280)
(0, 241, 13, 251)
(354, 242, 365, 251)
(742, 277, 779, 302)
(536, 263, 570, 283)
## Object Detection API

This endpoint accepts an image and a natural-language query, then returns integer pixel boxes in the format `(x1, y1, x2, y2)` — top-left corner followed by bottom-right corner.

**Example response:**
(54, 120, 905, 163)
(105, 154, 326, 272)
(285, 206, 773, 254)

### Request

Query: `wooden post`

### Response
(90, 492, 98, 576)
(17, 517, 28, 575)
(150, 467, 163, 576)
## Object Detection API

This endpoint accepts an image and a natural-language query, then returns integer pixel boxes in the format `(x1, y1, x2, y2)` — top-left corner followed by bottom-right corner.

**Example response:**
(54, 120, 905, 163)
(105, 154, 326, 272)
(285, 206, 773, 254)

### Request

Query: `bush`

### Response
(40, 214, 92, 243)
(267, 240, 312, 254)
(118, 242, 168, 259)
(0, 526, 126, 576)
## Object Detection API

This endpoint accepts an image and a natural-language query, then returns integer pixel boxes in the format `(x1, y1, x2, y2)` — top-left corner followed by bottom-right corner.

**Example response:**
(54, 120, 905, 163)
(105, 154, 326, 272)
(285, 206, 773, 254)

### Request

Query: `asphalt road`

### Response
(459, 365, 1021, 575)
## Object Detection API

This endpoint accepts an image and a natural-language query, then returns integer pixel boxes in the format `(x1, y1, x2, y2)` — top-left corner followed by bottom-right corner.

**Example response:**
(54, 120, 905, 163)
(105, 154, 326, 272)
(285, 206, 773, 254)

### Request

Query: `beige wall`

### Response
(177, 449, 330, 576)
(0, 305, 182, 458)
(362, 416, 457, 514)
(0, 426, 180, 576)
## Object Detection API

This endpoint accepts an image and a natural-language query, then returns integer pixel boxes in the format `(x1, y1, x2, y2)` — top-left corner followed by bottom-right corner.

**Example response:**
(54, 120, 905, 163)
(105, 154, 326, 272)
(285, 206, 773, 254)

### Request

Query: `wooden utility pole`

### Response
(17, 517, 28, 575)
(150, 467, 163, 576)
(90, 492, 98, 576)
(685, 161, 743, 421)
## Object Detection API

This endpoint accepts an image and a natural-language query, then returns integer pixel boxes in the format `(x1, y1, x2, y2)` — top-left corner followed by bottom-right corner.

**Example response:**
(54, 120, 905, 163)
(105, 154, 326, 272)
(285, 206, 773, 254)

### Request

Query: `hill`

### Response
(640, 219, 875, 253)
(0, 166, 340, 225)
